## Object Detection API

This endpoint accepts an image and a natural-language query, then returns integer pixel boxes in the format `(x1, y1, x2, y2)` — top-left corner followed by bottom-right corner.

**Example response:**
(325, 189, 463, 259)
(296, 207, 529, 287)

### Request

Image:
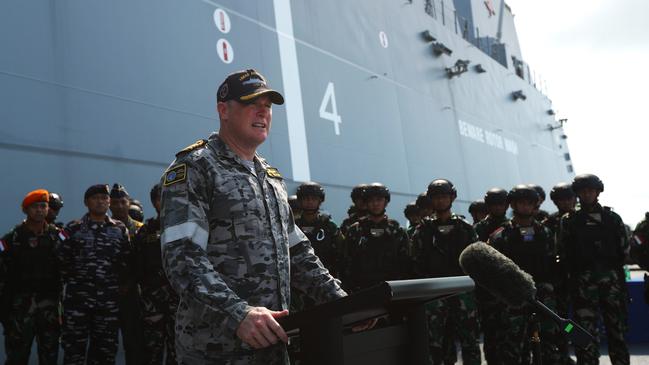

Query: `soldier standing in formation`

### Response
(340, 184, 368, 236)
(416, 192, 434, 219)
(488, 185, 561, 364)
(343, 183, 410, 292)
(403, 202, 422, 238)
(159, 69, 347, 363)
(631, 212, 649, 304)
(473, 187, 509, 365)
(467, 200, 487, 224)
(560, 174, 630, 365)
(133, 183, 179, 365)
(0, 190, 64, 365)
(528, 184, 550, 222)
(57, 184, 132, 365)
(109, 183, 143, 365)
(412, 179, 480, 365)
(46, 192, 65, 228)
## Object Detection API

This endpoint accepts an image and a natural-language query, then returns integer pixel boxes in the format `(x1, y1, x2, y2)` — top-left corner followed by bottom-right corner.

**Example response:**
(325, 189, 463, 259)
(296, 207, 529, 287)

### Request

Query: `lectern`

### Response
(278, 276, 474, 365)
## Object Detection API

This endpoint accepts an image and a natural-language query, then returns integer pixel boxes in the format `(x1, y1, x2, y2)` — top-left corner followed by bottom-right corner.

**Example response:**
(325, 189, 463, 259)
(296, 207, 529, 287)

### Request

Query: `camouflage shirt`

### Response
(474, 214, 509, 242)
(159, 134, 346, 361)
(295, 213, 344, 277)
(56, 214, 131, 300)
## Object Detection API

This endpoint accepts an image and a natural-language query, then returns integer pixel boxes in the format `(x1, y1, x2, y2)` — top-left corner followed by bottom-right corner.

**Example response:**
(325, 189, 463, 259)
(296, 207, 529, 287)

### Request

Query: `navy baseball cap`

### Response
(217, 69, 284, 105)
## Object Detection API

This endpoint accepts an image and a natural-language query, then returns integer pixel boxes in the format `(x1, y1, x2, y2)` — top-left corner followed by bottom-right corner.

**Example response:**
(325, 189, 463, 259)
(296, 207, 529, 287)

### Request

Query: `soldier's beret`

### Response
(84, 184, 110, 200)
(22, 189, 50, 209)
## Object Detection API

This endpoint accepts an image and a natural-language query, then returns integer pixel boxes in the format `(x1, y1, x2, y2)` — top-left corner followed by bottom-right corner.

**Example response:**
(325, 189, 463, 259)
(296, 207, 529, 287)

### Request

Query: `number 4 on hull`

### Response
(319, 82, 342, 135)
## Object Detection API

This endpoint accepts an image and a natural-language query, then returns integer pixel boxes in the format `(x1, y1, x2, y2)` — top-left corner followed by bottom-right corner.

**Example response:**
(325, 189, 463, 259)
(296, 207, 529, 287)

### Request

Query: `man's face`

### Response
(86, 194, 110, 216)
(25, 202, 48, 223)
(353, 198, 368, 212)
(553, 197, 576, 213)
(576, 188, 599, 205)
(46, 207, 60, 222)
(367, 196, 387, 216)
(406, 213, 421, 225)
(299, 195, 321, 212)
(110, 197, 130, 220)
(471, 211, 487, 223)
(511, 199, 535, 219)
(487, 203, 508, 217)
(430, 194, 453, 213)
(219, 95, 272, 148)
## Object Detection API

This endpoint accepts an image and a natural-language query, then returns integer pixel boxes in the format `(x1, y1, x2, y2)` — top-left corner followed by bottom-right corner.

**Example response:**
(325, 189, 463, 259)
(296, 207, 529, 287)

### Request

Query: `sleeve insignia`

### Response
(490, 226, 505, 240)
(266, 167, 282, 179)
(163, 164, 187, 186)
(176, 139, 207, 157)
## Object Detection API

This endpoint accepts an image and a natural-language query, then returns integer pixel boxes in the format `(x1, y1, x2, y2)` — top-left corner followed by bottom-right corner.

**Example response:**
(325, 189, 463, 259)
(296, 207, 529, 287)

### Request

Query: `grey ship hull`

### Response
(0, 0, 572, 228)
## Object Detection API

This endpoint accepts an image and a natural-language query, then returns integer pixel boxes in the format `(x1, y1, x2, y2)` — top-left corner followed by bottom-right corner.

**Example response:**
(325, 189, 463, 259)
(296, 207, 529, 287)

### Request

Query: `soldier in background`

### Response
(560, 174, 629, 365)
(340, 184, 368, 236)
(416, 192, 434, 219)
(468, 200, 487, 224)
(57, 184, 131, 365)
(411, 179, 480, 365)
(294, 182, 344, 278)
(343, 183, 410, 292)
(403, 202, 421, 238)
(129, 199, 145, 223)
(544, 182, 577, 365)
(631, 213, 649, 304)
(473, 187, 509, 364)
(133, 183, 178, 365)
(488, 185, 561, 364)
(46, 192, 65, 228)
(109, 183, 143, 365)
(528, 184, 550, 222)
(0, 189, 63, 365)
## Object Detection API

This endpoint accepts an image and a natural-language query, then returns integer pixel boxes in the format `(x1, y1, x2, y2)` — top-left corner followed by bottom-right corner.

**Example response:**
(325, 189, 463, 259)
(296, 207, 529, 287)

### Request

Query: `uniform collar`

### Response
(82, 213, 117, 226)
(208, 133, 270, 174)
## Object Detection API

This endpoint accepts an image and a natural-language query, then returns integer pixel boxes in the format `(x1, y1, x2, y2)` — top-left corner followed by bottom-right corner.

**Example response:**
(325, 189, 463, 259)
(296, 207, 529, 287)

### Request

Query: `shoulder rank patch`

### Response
(490, 226, 505, 240)
(176, 139, 207, 157)
(266, 167, 282, 179)
(163, 164, 187, 186)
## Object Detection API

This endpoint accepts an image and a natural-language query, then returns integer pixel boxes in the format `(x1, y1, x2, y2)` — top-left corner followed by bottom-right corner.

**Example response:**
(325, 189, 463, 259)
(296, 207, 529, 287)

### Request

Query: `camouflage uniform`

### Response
(411, 214, 481, 365)
(340, 211, 362, 238)
(489, 219, 562, 364)
(631, 213, 649, 270)
(159, 134, 346, 365)
(56, 214, 131, 365)
(473, 214, 508, 365)
(560, 204, 629, 365)
(134, 217, 178, 365)
(0, 222, 63, 365)
(118, 216, 144, 365)
(342, 215, 410, 292)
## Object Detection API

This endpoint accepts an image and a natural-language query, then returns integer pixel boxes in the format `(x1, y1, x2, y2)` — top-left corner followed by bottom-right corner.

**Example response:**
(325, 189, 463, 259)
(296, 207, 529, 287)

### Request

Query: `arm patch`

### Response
(163, 164, 187, 186)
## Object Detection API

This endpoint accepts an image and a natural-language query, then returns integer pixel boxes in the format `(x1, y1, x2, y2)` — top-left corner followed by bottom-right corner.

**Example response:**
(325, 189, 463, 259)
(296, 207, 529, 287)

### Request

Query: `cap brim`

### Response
(239, 88, 285, 105)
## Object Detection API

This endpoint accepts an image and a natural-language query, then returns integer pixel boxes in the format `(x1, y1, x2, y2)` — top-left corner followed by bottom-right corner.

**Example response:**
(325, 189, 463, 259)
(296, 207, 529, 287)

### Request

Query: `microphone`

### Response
(459, 242, 593, 347)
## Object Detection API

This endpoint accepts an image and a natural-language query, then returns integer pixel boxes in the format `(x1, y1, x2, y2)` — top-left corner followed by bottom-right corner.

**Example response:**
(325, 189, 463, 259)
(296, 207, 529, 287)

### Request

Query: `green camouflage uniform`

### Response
(340, 210, 363, 238)
(342, 215, 411, 292)
(489, 219, 562, 364)
(411, 214, 481, 365)
(57, 214, 132, 365)
(0, 222, 63, 365)
(560, 204, 629, 365)
(159, 134, 346, 364)
(134, 217, 179, 365)
(473, 214, 508, 365)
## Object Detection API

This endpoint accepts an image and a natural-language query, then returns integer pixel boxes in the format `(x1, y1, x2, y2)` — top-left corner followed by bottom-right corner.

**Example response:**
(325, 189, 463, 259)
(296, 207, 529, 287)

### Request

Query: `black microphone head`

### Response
(459, 241, 536, 308)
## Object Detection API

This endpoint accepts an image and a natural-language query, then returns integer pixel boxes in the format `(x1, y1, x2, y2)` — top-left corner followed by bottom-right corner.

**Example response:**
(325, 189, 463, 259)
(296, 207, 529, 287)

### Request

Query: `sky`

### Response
(505, 0, 649, 227)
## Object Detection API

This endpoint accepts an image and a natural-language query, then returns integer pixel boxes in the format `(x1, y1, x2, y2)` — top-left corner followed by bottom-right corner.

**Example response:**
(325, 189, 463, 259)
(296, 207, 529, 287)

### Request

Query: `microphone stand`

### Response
(529, 312, 542, 365)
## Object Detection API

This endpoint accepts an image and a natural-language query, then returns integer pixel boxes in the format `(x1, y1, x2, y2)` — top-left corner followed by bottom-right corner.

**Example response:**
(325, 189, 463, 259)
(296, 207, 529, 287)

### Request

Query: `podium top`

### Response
(279, 276, 474, 332)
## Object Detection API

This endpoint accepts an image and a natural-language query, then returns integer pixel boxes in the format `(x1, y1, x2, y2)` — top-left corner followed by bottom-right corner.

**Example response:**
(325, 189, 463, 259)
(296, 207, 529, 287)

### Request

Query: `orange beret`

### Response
(22, 189, 50, 209)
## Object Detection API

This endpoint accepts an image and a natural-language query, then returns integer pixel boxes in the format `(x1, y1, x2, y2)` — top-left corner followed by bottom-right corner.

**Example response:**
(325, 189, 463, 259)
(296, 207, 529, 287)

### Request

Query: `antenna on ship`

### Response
(496, 0, 507, 43)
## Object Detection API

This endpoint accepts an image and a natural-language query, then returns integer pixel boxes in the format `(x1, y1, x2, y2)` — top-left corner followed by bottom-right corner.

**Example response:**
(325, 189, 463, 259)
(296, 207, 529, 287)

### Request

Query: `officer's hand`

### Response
(236, 307, 289, 349)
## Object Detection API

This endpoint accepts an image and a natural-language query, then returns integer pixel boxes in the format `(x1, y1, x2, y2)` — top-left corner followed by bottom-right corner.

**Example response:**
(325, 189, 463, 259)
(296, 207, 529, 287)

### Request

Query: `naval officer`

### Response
(159, 69, 347, 364)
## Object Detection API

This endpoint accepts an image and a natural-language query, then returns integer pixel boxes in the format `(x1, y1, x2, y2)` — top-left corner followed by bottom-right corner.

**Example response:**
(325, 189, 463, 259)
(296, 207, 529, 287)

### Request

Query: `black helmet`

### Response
(416, 192, 432, 209)
(527, 184, 546, 201)
(468, 200, 487, 214)
(550, 182, 575, 201)
(150, 183, 161, 205)
(296, 181, 325, 202)
(129, 204, 144, 222)
(508, 184, 540, 203)
(484, 188, 508, 205)
(351, 184, 368, 201)
(365, 183, 390, 202)
(427, 179, 457, 199)
(572, 174, 604, 192)
(48, 192, 64, 210)
(404, 202, 420, 217)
